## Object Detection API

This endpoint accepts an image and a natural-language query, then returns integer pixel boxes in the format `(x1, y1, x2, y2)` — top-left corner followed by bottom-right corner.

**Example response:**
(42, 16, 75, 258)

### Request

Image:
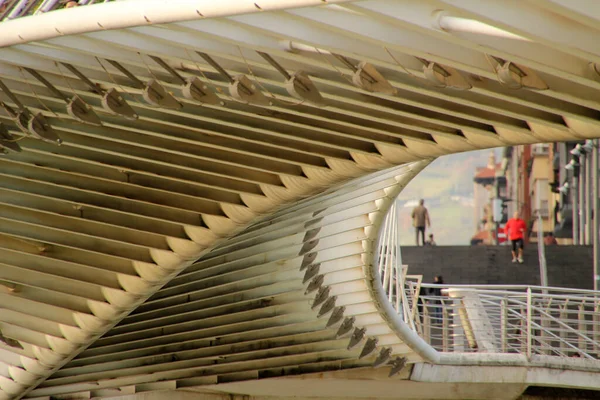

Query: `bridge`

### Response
(0, 0, 600, 399)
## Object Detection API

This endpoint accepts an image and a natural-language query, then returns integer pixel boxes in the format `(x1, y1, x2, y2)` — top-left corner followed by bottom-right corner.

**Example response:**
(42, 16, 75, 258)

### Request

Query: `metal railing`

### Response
(404, 282, 600, 360)
(376, 200, 418, 330)
(375, 206, 600, 361)
(0, 0, 100, 22)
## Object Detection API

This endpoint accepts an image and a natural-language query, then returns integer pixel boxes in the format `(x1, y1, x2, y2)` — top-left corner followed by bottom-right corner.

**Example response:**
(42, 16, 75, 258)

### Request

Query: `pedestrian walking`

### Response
(428, 275, 444, 322)
(505, 211, 527, 263)
(411, 199, 431, 246)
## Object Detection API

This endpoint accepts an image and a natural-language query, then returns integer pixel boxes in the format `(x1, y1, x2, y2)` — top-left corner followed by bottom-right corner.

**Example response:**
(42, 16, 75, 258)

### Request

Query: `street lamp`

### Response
(564, 158, 579, 170)
(558, 182, 569, 194)
(564, 140, 599, 290)
(579, 141, 595, 245)
(565, 157, 580, 245)
(570, 144, 583, 157)
(571, 142, 595, 245)
(582, 140, 594, 153)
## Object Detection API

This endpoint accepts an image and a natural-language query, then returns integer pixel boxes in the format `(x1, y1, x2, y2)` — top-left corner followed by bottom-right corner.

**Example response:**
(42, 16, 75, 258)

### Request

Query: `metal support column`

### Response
(573, 171, 579, 245)
(559, 143, 567, 209)
(494, 175, 498, 245)
(500, 299, 507, 353)
(579, 155, 586, 244)
(586, 154, 592, 245)
(536, 182, 548, 288)
(578, 304, 587, 354)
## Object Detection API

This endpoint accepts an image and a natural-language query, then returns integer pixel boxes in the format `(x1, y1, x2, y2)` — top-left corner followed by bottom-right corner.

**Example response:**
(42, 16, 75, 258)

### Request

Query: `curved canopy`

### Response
(0, 1, 600, 399)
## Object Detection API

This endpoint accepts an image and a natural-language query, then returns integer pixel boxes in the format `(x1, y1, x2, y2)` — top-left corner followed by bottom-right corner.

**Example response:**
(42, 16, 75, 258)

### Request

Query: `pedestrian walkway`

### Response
(379, 204, 600, 363)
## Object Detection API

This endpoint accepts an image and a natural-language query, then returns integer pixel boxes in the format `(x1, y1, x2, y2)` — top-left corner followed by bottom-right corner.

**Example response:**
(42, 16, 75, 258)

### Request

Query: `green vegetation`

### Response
(398, 200, 474, 246)
(398, 149, 501, 245)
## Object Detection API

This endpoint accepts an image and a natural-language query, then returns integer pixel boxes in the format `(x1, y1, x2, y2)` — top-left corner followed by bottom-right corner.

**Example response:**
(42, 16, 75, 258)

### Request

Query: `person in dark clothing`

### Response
(428, 275, 444, 321)
(429, 275, 443, 295)
(417, 286, 427, 317)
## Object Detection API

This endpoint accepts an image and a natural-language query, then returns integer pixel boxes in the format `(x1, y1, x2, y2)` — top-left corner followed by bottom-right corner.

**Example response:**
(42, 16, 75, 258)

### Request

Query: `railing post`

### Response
(539, 299, 550, 355)
(559, 302, 568, 355)
(442, 299, 449, 352)
(500, 298, 507, 353)
(423, 306, 431, 345)
(519, 305, 527, 354)
(526, 287, 532, 358)
(380, 213, 390, 294)
(395, 275, 401, 313)
(578, 302, 587, 354)
(594, 301, 600, 357)
(453, 299, 465, 352)
(388, 206, 395, 302)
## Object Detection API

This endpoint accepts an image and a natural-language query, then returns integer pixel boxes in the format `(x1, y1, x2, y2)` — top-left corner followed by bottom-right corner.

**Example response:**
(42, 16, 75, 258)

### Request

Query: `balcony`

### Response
(534, 200, 550, 218)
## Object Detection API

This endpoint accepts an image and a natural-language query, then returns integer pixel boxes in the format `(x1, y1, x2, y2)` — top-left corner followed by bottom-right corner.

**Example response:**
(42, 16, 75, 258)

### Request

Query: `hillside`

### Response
(397, 149, 502, 246)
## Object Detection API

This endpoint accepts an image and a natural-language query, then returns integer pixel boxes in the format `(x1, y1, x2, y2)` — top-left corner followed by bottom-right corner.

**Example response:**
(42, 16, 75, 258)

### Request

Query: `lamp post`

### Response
(565, 158, 579, 245)
(573, 175, 579, 245)
(579, 153, 586, 244)
(491, 172, 502, 245)
(569, 140, 598, 290)
(586, 151, 592, 244)
(535, 198, 548, 288)
(570, 145, 585, 244)
(592, 140, 599, 291)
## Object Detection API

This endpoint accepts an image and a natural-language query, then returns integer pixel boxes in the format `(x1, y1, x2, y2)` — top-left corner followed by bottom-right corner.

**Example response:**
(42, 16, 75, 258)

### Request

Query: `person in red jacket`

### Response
(505, 212, 527, 263)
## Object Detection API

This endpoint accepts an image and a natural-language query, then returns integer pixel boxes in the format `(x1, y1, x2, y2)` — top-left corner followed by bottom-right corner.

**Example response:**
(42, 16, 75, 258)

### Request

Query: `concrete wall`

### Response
(400, 245, 593, 289)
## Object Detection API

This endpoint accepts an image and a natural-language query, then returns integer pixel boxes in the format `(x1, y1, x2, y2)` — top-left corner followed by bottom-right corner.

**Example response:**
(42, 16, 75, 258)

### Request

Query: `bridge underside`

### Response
(25, 163, 428, 398)
(1, 1, 600, 399)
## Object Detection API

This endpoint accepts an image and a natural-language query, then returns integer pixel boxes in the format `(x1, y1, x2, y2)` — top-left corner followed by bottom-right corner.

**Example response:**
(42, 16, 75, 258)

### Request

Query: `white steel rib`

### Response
(0, 1, 599, 399)
(26, 161, 429, 398)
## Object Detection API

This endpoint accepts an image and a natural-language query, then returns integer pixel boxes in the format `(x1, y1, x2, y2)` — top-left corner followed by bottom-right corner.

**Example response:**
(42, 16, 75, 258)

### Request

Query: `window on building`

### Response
(498, 185, 507, 198)
(535, 179, 549, 218)
(532, 143, 550, 156)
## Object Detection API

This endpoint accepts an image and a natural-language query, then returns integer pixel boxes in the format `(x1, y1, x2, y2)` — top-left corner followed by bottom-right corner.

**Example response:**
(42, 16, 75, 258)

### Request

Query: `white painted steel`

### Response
(0, 1, 599, 399)
(404, 281, 600, 361)
(377, 201, 600, 369)
(435, 14, 531, 42)
(0, 0, 356, 47)
(26, 161, 429, 399)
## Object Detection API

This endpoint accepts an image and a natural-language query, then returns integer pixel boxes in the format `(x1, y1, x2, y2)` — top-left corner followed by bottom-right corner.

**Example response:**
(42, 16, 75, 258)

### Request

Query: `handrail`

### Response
(375, 207, 600, 362)
(407, 282, 600, 359)
(420, 282, 600, 295)
(481, 293, 600, 359)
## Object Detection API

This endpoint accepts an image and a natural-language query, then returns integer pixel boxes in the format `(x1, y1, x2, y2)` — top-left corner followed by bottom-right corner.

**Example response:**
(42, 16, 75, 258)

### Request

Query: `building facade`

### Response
(495, 140, 598, 245)
(471, 152, 507, 245)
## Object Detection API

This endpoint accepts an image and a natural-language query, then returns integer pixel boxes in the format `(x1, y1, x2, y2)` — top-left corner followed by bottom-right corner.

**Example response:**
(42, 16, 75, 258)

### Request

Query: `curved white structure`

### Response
(0, 1, 600, 399)
(27, 162, 429, 398)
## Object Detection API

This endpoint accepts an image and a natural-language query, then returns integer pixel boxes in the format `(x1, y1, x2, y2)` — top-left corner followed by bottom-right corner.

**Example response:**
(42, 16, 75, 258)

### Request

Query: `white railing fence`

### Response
(376, 200, 419, 330)
(376, 204, 600, 360)
(406, 283, 600, 359)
